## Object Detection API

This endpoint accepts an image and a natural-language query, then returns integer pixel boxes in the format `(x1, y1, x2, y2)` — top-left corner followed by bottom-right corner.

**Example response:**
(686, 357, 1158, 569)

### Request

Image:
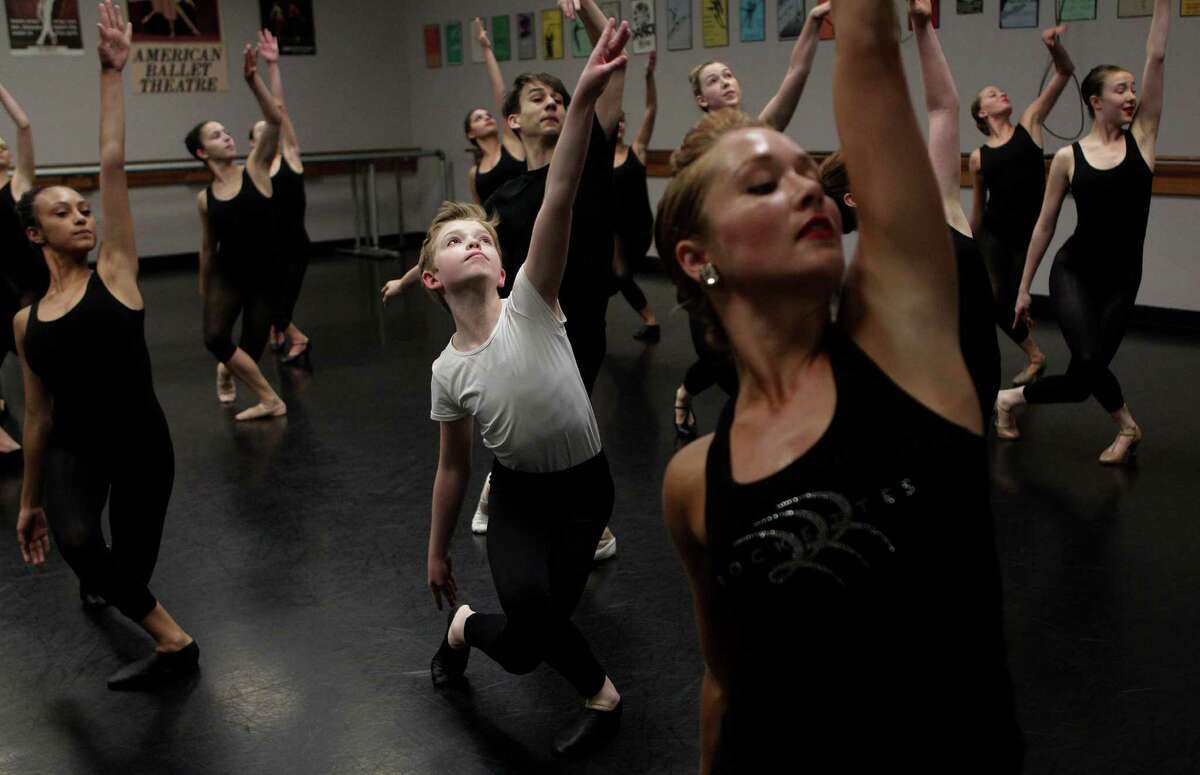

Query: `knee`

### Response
(204, 329, 235, 363)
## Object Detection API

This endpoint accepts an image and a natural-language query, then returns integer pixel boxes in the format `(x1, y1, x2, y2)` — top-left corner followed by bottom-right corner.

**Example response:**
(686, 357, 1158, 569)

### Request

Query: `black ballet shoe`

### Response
(551, 700, 622, 757)
(281, 340, 312, 368)
(632, 324, 661, 343)
(107, 640, 200, 691)
(79, 582, 108, 610)
(430, 609, 469, 688)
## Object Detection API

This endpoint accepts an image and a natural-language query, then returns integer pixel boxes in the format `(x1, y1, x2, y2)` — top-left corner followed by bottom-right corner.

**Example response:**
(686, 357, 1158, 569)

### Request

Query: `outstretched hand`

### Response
(907, 0, 932, 26)
(473, 17, 491, 49)
(646, 50, 657, 77)
(17, 507, 50, 566)
(558, 0, 582, 20)
(257, 29, 280, 63)
(809, 1, 832, 21)
(243, 44, 258, 81)
(575, 18, 630, 103)
(96, 1, 132, 71)
(1042, 24, 1067, 48)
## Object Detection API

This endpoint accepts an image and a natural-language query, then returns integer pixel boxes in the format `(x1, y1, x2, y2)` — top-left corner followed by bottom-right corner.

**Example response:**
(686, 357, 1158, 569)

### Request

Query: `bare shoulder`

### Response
(12, 305, 30, 338)
(195, 188, 208, 212)
(663, 434, 714, 538)
(968, 148, 982, 172)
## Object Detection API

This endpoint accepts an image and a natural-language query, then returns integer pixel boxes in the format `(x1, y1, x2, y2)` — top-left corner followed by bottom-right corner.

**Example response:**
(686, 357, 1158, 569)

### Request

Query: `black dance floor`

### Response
(1, 253, 1198, 774)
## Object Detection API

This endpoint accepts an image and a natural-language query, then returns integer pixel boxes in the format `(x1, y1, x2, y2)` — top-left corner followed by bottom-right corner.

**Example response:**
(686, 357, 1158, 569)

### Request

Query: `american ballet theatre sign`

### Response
(129, 0, 229, 94)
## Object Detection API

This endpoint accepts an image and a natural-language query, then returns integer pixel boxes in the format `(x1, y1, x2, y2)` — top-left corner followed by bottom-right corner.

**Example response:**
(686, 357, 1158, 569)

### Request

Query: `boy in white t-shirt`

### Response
(421, 19, 630, 758)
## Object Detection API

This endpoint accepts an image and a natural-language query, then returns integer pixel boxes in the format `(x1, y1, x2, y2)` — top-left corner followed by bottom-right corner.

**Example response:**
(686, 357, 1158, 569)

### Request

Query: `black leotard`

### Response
(270, 160, 310, 331)
(1023, 130, 1153, 412)
(952, 227, 1001, 421)
(705, 327, 1021, 772)
(612, 150, 653, 261)
(474, 145, 527, 205)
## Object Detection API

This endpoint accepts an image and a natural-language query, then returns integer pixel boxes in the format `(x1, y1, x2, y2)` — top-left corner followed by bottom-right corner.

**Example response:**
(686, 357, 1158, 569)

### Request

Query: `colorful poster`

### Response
(470, 16, 487, 63)
(130, 0, 228, 94)
(541, 8, 563, 59)
(1117, 0, 1153, 16)
(5, 0, 83, 55)
(999, 0, 1038, 28)
(258, 0, 315, 55)
(778, 0, 805, 39)
(446, 20, 462, 65)
(702, 0, 728, 47)
(517, 12, 536, 59)
(629, 0, 655, 53)
(492, 14, 511, 61)
(1059, 0, 1095, 20)
(667, 0, 691, 49)
(1184, 0, 1200, 16)
(957, 0, 983, 12)
(739, 0, 764, 41)
(569, 15, 590, 56)
(424, 23, 441, 68)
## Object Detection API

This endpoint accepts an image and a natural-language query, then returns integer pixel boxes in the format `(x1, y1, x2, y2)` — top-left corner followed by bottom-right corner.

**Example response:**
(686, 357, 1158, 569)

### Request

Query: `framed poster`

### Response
(570, 15, 591, 57)
(130, 0, 229, 93)
(778, 0, 805, 39)
(1117, 0, 1154, 16)
(259, 0, 315, 55)
(541, 8, 563, 59)
(999, 0, 1038, 28)
(702, 0, 728, 47)
(629, 0, 656, 53)
(424, 23, 441, 68)
(957, 0, 983, 12)
(739, 0, 764, 41)
(517, 12, 536, 59)
(1058, 0, 1096, 20)
(446, 20, 463, 65)
(1184, 0, 1200, 16)
(492, 15, 512, 61)
(667, 0, 691, 49)
(5, 0, 84, 55)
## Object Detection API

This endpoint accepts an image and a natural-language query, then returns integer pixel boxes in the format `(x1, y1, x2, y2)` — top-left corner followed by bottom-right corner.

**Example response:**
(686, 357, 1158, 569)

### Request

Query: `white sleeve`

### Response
(507, 265, 567, 326)
(430, 371, 467, 422)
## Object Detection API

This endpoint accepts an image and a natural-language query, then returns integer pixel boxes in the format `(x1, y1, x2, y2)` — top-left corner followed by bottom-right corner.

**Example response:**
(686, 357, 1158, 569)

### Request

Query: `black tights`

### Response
(683, 315, 738, 398)
(272, 238, 310, 332)
(464, 452, 613, 698)
(978, 227, 1032, 346)
(565, 315, 607, 397)
(612, 240, 648, 315)
(43, 432, 175, 622)
(1023, 250, 1140, 413)
(203, 269, 275, 363)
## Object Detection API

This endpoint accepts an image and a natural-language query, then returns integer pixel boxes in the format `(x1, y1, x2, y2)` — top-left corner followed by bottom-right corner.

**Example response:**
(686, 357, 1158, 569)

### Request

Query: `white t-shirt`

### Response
(429, 266, 603, 473)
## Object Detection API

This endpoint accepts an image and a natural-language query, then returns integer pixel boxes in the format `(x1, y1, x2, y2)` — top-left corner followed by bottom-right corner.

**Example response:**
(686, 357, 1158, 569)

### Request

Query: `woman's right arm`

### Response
(474, 18, 523, 161)
(1020, 26, 1075, 147)
(0, 83, 34, 199)
(14, 309, 51, 566)
(196, 191, 214, 297)
(1015, 146, 1072, 329)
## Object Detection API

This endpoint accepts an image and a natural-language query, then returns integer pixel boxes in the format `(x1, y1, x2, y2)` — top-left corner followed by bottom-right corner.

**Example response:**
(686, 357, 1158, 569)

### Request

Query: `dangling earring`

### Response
(699, 264, 720, 287)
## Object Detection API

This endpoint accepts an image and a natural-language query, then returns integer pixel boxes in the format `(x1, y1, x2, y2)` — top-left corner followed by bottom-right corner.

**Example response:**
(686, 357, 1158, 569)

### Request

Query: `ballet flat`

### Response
(993, 401, 1020, 440)
(551, 700, 622, 757)
(1099, 427, 1143, 466)
(107, 640, 199, 691)
(430, 608, 469, 688)
(1011, 358, 1047, 387)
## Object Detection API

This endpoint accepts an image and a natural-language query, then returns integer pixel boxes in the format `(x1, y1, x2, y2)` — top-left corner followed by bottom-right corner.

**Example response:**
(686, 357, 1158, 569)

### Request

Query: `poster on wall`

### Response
(424, 23, 441, 68)
(600, 1, 620, 22)
(258, 0, 315, 55)
(470, 16, 487, 63)
(492, 14, 511, 61)
(628, 0, 655, 53)
(957, 0, 983, 13)
(1058, 0, 1095, 20)
(1183, 0, 1200, 16)
(129, 0, 228, 93)
(1116, 0, 1153, 16)
(517, 12, 535, 59)
(541, 8, 563, 59)
(702, 0, 728, 47)
(569, 15, 590, 56)
(5, 0, 84, 55)
(445, 20, 462, 65)
(999, 0, 1038, 28)
(666, 0, 691, 49)
(739, 0, 764, 42)
(778, 0, 805, 39)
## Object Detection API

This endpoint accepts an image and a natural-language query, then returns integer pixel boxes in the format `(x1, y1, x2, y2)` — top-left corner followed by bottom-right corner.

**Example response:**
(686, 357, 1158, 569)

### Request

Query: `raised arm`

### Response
(243, 45, 284, 182)
(0, 83, 34, 198)
(426, 417, 472, 611)
(94, 1, 139, 295)
(759, 2, 830, 132)
(1020, 26, 1075, 146)
(257, 29, 301, 162)
(524, 19, 629, 306)
(1014, 146, 1072, 329)
(14, 309, 51, 567)
(474, 18, 523, 160)
(563, 0, 625, 137)
(632, 51, 657, 162)
(1132, 0, 1169, 162)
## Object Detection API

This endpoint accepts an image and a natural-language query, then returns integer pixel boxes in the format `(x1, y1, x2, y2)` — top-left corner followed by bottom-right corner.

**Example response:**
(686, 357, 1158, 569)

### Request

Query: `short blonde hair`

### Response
(418, 201, 502, 311)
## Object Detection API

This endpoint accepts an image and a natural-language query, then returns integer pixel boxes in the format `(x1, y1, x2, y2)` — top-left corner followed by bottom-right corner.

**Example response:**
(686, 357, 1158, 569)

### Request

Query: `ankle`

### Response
(154, 632, 193, 653)
(448, 605, 474, 649)
(585, 677, 620, 711)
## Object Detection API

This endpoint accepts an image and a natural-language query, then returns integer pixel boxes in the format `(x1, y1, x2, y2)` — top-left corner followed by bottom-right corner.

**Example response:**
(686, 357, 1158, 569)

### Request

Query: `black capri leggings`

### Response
(203, 268, 276, 363)
(463, 451, 614, 698)
(272, 234, 311, 332)
(977, 226, 1032, 346)
(43, 430, 175, 622)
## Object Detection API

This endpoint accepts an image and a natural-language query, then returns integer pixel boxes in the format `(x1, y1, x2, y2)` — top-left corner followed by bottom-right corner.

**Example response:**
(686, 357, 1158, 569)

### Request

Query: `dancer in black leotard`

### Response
(250, 30, 311, 367)
(660, 0, 1019, 769)
(969, 24, 1075, 386)
(611, 51, 659, 342)
(188, 32, 286, 421)
(467, 17, 527, 206)
(0, 80, 42, 454)
(13, 3, 198, 691)
(997, 0, 1169, 466)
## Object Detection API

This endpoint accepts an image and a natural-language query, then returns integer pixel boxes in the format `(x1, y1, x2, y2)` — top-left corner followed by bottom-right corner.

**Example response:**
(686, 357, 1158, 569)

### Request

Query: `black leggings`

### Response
(203, 268, 275, 363)
(977, 226, 1032, 345)
(43, 431, 175, 622)
(464, 452, 613, 698)
(613, 237, 649, 315)
(272, 236, 310, 331)
(565, 315, 607, 397)
(683, 315, 738, 398)
(1023, 249, 1140, 413)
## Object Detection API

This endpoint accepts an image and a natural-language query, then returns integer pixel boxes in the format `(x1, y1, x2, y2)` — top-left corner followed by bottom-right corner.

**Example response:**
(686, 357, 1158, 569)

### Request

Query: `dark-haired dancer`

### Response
(14, 2, 197, 690)
(998, 0, 1169, 465)
(424, 19, 629, 757)
(659, 0, 1020, 769)
(969, 24, 1075, 385)
(188, 36, 286, 420)
(251, 29, 311, 366)
(467, 17, 527, 206)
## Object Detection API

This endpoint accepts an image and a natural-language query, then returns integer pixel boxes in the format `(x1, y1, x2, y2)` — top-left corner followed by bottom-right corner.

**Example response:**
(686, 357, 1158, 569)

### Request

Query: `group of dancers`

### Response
(9, 0, 1172, 768)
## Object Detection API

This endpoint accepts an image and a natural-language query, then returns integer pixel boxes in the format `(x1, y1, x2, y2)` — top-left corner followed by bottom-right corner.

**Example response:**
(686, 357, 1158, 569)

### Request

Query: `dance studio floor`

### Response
(1, 253, 1198, 774)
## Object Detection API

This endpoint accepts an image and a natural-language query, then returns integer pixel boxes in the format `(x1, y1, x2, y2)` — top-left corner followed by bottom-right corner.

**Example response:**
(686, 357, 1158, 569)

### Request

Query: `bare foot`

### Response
(0, 425, 20, 454)
(235, 398, 287, 421)
(216, 364, 236, 404)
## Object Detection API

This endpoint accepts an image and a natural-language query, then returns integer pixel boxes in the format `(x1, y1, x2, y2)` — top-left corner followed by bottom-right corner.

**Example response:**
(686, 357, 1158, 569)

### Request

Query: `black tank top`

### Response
(0, 181, 49, 304)
(271, 160, 310, 249)
(705, 327, 1021, 772)
(1065, 130, 1154, 267)
(206, 169, 278, 281)
(980, 124, 1046, 250)
(612, 150, 654, 259)
(475, 145, 527, 205)
(23, 272, 167, 452)
(952, 227, 1001, 422)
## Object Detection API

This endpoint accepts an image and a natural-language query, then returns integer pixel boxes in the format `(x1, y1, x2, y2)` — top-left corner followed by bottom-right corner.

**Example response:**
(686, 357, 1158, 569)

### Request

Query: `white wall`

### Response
(398, 0, 1200, 311)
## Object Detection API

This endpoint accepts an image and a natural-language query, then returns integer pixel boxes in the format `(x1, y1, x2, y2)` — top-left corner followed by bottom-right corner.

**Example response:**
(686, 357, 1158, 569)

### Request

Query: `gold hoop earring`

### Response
(699, 264, 720, 287)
